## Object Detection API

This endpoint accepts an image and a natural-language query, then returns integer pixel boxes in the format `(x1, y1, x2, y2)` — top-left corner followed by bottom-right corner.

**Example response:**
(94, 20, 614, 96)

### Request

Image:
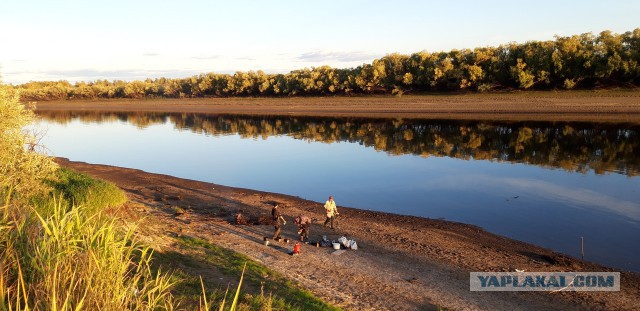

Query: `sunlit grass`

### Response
(44, 167, 127, 213)
(1, 187, 175, 310)
(167, 235, 340, 311)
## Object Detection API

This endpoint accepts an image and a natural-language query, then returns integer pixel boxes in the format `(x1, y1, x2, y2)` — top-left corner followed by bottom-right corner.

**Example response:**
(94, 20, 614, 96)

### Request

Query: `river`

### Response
(35, 111, 640, 272)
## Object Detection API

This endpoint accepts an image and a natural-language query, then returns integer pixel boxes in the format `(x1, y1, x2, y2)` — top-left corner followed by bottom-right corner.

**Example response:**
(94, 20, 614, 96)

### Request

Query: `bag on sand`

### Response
(349, 240, 358, 250)
(337, 236, 358, 250)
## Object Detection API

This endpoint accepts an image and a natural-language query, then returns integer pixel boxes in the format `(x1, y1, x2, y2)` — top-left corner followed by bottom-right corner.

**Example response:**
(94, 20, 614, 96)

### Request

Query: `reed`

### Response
(0, 197, 177, 310)
(1, 175, 174, 310)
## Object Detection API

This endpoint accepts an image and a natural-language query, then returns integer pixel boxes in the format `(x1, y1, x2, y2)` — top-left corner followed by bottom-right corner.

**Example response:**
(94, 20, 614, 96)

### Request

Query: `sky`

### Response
(1, 0, 639, 84)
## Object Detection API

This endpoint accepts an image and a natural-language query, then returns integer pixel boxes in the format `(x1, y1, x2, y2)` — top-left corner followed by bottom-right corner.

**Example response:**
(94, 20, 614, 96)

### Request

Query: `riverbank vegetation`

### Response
(12, 28, 640, 100)
(1, 87, 176, 309)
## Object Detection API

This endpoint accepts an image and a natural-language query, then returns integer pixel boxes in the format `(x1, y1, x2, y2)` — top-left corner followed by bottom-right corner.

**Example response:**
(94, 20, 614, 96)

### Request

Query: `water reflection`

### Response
(38, 111, 640, 176)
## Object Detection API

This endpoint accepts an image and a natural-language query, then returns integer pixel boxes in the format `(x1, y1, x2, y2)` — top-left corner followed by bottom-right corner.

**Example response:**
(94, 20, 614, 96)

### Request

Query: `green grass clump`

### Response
(1, 169, 176, 310)
(2, 200, 176, 310)
(175, 235, 340, 311)
(47, 167, 127, 213)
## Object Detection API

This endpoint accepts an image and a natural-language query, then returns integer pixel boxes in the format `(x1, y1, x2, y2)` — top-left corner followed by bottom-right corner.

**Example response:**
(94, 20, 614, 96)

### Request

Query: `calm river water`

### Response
(35, 111, 640, 272)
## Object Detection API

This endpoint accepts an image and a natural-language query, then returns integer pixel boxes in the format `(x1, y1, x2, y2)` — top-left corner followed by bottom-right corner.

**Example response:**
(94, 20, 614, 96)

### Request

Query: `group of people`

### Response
(271, 195, 339, 242)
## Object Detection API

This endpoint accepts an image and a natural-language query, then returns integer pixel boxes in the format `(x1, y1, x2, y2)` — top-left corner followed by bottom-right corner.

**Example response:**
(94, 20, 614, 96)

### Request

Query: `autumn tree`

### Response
(12, 28, 640, 99)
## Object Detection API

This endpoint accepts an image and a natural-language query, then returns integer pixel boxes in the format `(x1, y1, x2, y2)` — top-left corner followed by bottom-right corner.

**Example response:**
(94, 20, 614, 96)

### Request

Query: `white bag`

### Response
(337, 236, 349, 247)
(349, 240, 358, 250)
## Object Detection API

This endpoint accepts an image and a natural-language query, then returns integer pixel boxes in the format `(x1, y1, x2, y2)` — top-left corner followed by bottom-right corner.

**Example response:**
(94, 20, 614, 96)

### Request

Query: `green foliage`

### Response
(12, 28, 640, 100)
(511, 58, 535, 89)
(0, 195, 177, 310)
(46, 168, 127, 213)
(176, 236, 339, 311)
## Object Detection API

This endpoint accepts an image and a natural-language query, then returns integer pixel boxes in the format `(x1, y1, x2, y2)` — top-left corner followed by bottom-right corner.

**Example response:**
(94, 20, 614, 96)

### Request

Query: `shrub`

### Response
(47, 168, 127, 213)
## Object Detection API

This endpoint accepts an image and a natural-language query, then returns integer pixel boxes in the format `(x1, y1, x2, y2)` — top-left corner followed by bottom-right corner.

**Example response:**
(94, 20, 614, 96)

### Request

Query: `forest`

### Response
(11, 29, 640, 100)
(38, 111, 640, 177)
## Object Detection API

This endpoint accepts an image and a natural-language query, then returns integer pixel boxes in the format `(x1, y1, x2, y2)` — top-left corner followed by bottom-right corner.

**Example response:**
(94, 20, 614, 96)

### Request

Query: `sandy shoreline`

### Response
(56, 158, 640, 310)
(34, 93, 640, 122)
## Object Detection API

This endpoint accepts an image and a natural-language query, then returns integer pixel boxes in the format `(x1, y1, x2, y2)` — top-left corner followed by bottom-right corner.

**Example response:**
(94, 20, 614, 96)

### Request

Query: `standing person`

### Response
(271, 203, 286, 240)
(323, 196, 338, 229)
(294, 214, 311, 242)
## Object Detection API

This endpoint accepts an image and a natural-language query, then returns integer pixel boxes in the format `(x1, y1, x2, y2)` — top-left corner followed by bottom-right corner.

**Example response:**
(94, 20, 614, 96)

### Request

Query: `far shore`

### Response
(34, 91, 640, 123)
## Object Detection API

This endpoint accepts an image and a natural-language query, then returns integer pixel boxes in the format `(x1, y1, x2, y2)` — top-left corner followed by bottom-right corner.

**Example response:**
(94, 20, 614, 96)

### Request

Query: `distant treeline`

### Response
(38, 111, 640, 176)
(15, 29, 640, 100)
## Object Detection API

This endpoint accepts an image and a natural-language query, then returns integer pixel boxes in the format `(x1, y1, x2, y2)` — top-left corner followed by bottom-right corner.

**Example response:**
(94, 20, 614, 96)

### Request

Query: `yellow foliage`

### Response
(0, 87, 58, 198)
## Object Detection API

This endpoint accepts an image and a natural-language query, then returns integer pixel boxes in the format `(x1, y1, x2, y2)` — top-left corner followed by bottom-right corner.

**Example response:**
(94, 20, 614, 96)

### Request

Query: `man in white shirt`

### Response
(323, 196, 338, 229)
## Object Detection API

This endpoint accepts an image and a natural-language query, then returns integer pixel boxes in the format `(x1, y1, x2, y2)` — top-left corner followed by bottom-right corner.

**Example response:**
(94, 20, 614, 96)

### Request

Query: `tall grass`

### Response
(0, 171, 176, 310)
(198, 263, 247, 311)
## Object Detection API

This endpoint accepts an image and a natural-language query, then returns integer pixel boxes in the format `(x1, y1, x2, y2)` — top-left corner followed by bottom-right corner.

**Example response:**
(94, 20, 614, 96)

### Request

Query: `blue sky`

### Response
(1, 0, 638, 84)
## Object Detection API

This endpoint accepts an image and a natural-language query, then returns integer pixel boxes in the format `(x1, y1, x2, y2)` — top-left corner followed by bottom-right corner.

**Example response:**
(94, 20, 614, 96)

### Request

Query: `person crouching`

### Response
(294, 214, 311, 242)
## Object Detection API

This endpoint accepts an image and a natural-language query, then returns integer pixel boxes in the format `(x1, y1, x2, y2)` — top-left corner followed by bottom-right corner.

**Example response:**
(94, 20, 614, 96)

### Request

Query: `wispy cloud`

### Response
(6, 68, 203, 83)
(298, 50, 380, 63)
(428, 174, 640, 223)
(190, 54, 221, 60)
(143, 53, 159, 57)
(498, 177, 640, 221)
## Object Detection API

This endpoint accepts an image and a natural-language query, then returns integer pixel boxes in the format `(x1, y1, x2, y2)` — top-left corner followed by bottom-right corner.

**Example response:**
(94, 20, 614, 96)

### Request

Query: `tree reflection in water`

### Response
(38, 111, 640, 177)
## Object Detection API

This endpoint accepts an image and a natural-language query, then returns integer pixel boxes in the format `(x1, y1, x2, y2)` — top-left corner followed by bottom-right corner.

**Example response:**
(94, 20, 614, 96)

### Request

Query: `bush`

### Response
(47, 168, 127, 213)
(0, 87, 58, 199)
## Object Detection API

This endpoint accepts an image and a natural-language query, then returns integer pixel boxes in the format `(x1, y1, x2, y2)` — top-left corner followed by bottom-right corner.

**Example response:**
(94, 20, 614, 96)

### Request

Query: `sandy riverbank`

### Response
(34, 92, 640, 122)
(56, 158, 640, 310)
